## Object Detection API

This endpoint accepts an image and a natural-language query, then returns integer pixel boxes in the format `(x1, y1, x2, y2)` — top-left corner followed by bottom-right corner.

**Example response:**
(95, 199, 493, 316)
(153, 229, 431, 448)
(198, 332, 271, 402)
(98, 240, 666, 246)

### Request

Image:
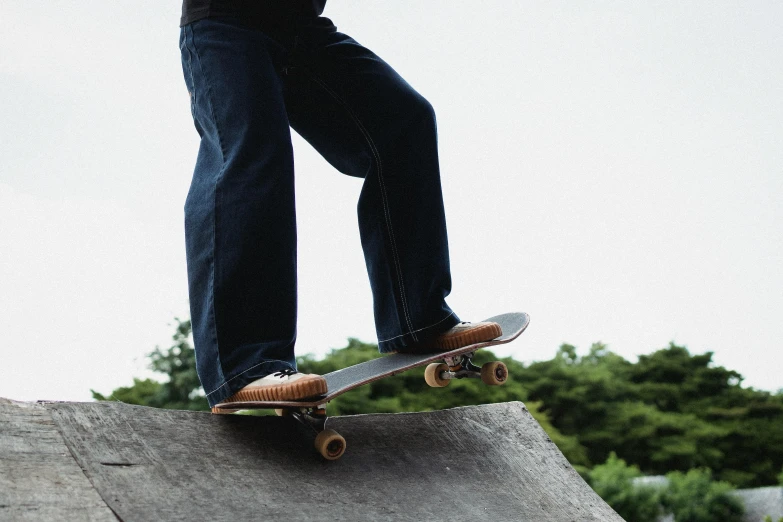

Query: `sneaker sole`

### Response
(434, 322, 503, 351)
(211, 407, 239, 414)
(222, 376, 328, 404)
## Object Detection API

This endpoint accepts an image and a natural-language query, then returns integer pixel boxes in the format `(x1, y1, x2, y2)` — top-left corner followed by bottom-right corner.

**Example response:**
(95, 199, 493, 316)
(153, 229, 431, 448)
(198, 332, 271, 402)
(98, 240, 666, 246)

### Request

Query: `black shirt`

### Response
(180, 0, 327, 27)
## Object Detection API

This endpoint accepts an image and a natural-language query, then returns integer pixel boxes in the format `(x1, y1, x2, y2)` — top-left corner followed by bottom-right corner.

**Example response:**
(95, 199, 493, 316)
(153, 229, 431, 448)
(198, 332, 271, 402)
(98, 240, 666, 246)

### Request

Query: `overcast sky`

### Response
(1, 1, 781, 402)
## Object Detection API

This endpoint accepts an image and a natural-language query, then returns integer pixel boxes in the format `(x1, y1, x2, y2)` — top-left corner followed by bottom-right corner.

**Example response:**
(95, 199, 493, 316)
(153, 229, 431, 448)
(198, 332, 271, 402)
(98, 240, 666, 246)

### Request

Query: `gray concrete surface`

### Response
(0, 399, 116, 521)
(2, 398, 623, 521)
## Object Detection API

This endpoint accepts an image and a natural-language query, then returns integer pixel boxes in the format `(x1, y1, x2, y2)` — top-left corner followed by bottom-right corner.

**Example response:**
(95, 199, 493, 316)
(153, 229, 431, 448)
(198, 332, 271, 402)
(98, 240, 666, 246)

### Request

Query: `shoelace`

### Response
(272, 368, 298, 378)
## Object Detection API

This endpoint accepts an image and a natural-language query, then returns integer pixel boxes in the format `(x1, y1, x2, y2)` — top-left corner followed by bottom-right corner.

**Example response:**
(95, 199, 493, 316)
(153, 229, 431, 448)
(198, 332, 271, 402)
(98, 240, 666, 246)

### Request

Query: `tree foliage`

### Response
(587, 452, 663, 522)
(587, 454, 746, 522)
(661, 468, 744, 522)
(518, 342, 783, 487)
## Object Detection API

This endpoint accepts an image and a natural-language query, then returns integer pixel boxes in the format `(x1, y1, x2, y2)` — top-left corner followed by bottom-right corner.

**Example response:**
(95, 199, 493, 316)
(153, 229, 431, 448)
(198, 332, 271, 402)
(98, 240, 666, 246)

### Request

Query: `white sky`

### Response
(0, 1, 781, 402)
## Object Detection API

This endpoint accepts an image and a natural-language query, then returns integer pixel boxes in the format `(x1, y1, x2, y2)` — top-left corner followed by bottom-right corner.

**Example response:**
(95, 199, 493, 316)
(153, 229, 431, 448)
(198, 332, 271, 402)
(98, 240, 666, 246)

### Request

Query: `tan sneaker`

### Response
(433, 321, 502, 351)
(222, 369, 327, 404)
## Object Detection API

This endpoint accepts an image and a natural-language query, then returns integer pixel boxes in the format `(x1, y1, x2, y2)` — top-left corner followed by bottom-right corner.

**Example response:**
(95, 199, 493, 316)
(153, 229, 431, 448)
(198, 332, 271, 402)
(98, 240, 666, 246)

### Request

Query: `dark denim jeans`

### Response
(179, 14, 460, 406)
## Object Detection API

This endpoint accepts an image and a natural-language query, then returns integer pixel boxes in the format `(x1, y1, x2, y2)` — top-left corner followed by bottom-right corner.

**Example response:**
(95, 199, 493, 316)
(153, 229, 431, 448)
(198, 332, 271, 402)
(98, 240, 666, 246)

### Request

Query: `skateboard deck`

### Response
(214, 312, 529, 410)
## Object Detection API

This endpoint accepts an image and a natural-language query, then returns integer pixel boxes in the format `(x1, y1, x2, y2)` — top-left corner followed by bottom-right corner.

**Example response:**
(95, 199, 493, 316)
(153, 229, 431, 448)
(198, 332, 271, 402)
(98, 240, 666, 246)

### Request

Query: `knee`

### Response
(405, 92, 436, 131)
(376, 90, 437, 155)
(184, 176, 214, 220)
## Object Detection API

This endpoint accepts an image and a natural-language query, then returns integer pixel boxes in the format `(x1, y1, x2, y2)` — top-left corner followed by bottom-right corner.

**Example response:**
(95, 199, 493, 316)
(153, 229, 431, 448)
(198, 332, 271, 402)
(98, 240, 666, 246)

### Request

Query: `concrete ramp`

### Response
(2, 399, 622, 521)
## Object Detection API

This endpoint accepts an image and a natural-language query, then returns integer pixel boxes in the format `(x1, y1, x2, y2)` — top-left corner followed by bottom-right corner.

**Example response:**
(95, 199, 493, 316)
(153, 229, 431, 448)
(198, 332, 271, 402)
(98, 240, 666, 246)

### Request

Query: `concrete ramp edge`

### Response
(2, 398, 623, 521)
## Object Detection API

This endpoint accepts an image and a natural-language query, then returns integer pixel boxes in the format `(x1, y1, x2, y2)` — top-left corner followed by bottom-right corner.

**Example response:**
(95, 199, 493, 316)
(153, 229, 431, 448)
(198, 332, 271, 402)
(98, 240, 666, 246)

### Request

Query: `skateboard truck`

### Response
(278, 352, 509, 460)
(424, 352, 508, 387)
(276, 404, 347, 461)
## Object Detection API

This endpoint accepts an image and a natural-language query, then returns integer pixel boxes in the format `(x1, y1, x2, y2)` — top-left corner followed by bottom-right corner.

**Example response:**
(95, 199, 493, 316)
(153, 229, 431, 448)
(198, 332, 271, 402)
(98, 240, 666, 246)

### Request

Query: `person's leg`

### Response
(180, 18, 312, 407)
(283, 17, 471, 353)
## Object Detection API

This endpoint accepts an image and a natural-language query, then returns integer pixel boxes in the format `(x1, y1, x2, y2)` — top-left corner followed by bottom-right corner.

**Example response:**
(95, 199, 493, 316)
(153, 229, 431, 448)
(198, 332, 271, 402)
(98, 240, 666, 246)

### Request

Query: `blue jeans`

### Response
(179, 14, 460, 407)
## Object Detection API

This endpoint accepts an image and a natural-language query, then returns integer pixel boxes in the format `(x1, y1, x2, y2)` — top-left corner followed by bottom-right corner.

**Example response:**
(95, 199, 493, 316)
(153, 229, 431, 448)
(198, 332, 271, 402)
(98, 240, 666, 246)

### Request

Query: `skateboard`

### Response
(214, 311, 530, 460)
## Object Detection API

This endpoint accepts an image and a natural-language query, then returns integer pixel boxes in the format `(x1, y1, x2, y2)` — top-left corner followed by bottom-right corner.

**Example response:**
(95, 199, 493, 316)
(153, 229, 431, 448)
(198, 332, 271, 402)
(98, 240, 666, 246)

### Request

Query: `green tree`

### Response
(630, 344, 742, 413)
(587, 452, 662, 522)
(91, 377, 163, 406)
(519, 342, 783, 487)
(661, 468, 744, 522)
(584, 401, 726, 473)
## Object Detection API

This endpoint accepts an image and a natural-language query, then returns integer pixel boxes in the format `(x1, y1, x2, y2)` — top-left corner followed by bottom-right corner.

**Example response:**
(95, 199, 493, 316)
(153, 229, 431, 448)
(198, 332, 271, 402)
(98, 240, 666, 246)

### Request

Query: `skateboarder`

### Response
(179, 1, 501, 409)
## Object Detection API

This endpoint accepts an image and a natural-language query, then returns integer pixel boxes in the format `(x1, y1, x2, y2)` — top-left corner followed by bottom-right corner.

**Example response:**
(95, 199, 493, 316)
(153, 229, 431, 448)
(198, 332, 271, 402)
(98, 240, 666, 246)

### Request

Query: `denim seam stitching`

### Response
(204, 360, 296, 397)
(183, 30, 197, 130)
(311, 78, 415, 337)
(377, 311, 455, 344)
(309, 76, 417, 341)
(189, 23, 228, 385)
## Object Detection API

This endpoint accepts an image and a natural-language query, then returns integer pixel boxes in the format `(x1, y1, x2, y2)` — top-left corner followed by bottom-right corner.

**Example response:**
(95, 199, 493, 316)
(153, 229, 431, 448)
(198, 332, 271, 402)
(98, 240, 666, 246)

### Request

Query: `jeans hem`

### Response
(377, 312, 461, 354)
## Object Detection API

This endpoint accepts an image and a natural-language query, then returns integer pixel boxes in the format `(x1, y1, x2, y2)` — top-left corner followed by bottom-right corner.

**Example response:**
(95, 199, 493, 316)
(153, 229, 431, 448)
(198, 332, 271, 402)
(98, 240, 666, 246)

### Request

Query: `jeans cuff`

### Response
(377, 312, 461, 354)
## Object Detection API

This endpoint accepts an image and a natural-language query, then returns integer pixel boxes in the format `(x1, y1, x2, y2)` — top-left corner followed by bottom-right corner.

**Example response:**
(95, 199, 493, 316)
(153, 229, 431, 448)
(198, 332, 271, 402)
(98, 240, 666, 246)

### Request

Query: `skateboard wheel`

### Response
(481, 361, 508, 385)
(424, 363, 451, 388)
(314, 429, 346, 461)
